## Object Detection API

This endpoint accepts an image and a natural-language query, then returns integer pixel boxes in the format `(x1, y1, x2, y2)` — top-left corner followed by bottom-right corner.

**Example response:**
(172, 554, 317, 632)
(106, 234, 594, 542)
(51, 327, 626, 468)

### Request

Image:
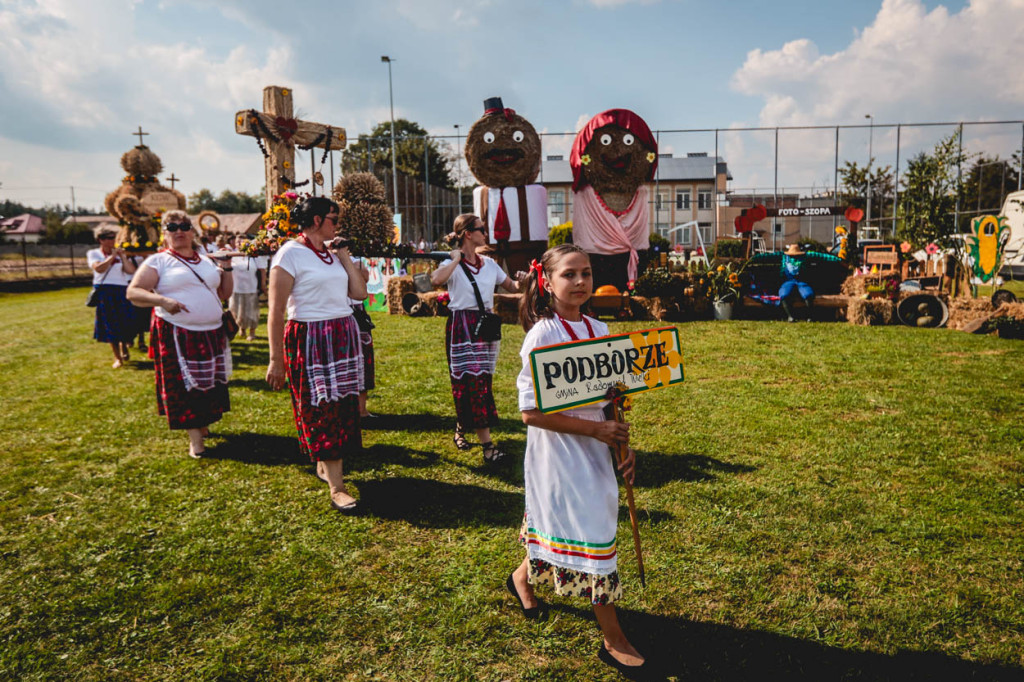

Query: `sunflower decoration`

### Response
(628, 329, 683, 390)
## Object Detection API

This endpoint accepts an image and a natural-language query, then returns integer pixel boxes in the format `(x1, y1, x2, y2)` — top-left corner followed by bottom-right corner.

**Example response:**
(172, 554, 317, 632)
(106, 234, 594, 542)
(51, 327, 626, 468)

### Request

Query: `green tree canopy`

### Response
(896, 132, 967, 247)
(838, 160, 894, 230)
(342, 119, 454, 189)
(959, 154, 1021, 231)
(187, 188, 265, 214)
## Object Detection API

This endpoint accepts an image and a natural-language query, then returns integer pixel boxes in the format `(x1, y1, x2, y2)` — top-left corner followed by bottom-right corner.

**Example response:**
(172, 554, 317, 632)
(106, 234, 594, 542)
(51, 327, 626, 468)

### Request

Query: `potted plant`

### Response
(703, 263, 742, 320)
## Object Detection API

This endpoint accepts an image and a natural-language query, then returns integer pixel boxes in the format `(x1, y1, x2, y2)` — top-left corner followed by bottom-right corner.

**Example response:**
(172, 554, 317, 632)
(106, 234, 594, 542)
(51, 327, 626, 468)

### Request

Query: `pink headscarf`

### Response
(569, 109, 658, 192)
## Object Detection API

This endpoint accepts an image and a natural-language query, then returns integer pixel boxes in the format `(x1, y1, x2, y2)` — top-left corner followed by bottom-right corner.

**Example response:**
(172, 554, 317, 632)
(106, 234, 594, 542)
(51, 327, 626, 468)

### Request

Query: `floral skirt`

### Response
(285, 318, 362, 461)
(518, 516, 622, 605)
(151, 317, 230, 430)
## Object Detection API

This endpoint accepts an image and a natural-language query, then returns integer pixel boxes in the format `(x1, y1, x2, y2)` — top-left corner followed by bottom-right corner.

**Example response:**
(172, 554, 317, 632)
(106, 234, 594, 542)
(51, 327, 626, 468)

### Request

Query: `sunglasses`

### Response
(164, 222, 193, 232)
(465, 225, 487, 235)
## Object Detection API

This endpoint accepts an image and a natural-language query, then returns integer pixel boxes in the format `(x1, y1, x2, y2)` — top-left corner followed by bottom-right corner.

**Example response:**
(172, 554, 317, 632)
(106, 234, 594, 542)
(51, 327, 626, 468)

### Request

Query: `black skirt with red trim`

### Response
(285, 319, 362, 461)
(150, 316, 230, 430)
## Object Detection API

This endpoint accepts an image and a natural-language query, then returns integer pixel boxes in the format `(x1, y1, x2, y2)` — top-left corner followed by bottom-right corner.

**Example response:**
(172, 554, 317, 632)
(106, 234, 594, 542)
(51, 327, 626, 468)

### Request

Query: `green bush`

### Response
(548, 221, 573, 248)
(714, 238, 744, 259)
(633, 266, 676, 298)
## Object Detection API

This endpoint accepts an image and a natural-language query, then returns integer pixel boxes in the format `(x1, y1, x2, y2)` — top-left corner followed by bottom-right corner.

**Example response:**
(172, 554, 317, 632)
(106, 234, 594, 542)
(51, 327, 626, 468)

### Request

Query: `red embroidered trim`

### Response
(593, 189, 639, 218)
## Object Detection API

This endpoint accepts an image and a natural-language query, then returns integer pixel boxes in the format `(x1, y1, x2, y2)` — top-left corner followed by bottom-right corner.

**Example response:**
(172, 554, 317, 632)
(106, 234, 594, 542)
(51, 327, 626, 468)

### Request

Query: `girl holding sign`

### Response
(511, 244, 647, 678)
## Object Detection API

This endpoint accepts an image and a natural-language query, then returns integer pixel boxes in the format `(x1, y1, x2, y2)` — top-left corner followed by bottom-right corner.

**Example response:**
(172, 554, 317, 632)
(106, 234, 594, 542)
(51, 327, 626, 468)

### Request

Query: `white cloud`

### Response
(727, 0, 1024, 190)
(732, 0, 1024, 127)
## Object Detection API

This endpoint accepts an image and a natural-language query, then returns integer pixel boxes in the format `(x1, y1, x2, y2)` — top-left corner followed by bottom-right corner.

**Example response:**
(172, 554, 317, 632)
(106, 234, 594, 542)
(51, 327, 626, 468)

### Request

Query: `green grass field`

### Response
(2, 288, 1023, 681)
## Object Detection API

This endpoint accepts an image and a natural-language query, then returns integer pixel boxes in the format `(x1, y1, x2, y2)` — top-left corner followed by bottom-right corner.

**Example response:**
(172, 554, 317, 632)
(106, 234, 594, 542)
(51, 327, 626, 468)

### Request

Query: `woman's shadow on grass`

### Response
(545, 603, 1024, 681)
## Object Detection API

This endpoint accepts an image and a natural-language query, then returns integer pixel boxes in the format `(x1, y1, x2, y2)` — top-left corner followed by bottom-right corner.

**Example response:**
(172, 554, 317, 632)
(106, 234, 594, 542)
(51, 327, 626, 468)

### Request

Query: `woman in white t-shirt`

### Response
(430, 213, 519, 463)
(228, 249, 266, 340)
(265, 197, 368, 513)
(127, 210, 234, 459)
(87, 229, 138, 368)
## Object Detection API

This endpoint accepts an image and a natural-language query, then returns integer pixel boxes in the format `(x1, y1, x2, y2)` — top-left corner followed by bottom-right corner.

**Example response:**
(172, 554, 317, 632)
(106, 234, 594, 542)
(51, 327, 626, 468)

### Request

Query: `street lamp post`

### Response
(453, 124, 462, 213)
(381, 56, 399, 215)
(865, 114, 874, 232)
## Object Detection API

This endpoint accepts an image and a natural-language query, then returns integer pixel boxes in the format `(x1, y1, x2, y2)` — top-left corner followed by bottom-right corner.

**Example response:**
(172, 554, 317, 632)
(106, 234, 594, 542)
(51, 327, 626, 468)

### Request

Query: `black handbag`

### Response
(460, 261, 502, 342)
(352, 304, 375, 332)
(86, 261, 112, 307)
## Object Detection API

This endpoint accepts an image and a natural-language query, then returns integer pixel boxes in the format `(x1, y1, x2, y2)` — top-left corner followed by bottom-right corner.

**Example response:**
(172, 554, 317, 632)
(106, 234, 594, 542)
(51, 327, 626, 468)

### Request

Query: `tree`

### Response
(342, 119, 454, 189)
(838, 160, 894, 233)
(959, 155, 1021, 230)
(896, 132, 967, 248)
(187, 188, 265, 214)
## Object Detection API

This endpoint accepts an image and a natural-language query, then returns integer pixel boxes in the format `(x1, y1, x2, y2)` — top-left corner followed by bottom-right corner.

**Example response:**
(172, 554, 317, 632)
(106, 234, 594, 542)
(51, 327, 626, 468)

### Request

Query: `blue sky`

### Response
(4, 0, 1022, 212)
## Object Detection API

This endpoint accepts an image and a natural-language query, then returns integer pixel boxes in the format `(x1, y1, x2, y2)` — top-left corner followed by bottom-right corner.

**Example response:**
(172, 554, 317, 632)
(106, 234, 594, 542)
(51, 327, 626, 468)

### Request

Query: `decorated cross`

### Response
(234, 85, 347, 210)
(166, 173, 180, 190)
(133, 125, 149, 146)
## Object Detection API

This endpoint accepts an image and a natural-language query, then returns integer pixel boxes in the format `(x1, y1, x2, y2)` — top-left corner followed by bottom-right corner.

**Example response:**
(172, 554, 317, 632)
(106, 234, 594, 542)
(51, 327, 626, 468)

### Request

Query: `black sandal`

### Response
(453, 429, 472, 451)
(482, 442, 507, 463)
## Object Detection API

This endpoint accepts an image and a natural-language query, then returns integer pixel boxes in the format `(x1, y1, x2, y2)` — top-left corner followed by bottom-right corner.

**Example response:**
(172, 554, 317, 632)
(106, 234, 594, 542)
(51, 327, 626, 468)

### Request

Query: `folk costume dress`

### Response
(516, 314, 623, 605)
(272, 238, 363, 461)
(87, 247, 138, 344)
(440, 254, 508, 430)
(142, 250, 232, 430)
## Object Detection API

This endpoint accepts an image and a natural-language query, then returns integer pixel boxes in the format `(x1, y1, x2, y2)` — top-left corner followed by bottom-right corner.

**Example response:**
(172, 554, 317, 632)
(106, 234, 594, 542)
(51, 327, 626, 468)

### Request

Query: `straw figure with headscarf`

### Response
(569, 109, 658, 291)
(466, 97, 548, 275)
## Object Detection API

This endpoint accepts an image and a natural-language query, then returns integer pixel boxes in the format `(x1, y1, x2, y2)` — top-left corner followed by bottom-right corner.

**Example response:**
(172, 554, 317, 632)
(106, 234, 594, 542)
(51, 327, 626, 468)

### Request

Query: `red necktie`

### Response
(493, 191, 511, 242)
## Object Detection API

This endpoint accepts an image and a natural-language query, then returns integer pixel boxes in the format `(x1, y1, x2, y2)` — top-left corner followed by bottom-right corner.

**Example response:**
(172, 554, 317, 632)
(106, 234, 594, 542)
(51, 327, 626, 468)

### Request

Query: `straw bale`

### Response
(947, 297, 994, 331)
(387, 276, 415, 315)
(847, 298, 893, 326)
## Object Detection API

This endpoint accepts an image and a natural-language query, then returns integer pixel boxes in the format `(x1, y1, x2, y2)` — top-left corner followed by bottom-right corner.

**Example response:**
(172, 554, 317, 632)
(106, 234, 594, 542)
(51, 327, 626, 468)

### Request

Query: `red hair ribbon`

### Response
(529, 259, 545, 291)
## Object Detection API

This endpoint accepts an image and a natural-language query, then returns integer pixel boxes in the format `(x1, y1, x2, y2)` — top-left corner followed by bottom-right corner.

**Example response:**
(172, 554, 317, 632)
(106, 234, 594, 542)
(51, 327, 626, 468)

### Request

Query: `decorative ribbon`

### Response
(529, 259, 545, 292)
(484, 106, 516, 122)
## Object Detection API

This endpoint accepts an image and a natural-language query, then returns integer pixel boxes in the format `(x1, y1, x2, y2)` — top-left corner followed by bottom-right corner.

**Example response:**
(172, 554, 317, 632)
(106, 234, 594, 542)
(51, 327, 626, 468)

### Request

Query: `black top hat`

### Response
(483, 97, 504, 115)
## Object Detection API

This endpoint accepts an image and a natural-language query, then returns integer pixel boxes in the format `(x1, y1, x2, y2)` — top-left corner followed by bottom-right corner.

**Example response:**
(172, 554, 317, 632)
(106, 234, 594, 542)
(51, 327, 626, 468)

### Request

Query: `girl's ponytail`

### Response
(518, 259, 549, 331)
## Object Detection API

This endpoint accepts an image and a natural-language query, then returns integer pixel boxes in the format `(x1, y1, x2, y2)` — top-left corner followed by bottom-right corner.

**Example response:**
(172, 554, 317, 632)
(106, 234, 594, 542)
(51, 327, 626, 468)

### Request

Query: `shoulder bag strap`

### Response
(458, 261, 488, 313)
(168, 253, 223, 309)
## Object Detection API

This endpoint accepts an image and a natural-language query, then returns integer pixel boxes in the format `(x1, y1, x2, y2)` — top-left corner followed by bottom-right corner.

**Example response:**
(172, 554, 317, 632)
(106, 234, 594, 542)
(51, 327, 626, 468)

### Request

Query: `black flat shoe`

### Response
(505, 572, 546, 620)
(598, 643, 655, 680)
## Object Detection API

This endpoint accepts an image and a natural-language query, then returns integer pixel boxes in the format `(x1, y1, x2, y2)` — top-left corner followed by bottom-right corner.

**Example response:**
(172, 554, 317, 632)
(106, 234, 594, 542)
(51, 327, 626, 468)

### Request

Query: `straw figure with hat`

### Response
(569, 109, 658, 292)
(466, 97, 548, 276)
(780, 243, 815, 322)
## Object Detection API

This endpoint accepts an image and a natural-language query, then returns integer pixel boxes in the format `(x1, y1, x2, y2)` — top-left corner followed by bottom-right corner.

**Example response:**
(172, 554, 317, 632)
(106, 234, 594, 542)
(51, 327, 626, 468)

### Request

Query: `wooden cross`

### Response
(133, 125, 149, 146)
(234, 85, 347, 210)
(166, 173, 180, 190)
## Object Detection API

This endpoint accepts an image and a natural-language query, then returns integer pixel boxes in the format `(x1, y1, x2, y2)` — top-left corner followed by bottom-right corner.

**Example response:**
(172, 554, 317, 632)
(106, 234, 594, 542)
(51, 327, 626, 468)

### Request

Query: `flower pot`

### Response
(713, 300, 733, 321)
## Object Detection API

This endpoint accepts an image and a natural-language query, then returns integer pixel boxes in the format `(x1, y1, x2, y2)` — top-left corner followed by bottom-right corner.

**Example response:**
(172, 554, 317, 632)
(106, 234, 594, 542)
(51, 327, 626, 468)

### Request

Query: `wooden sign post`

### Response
(529, 326, 685, 586)
(234, 86, 347, 210)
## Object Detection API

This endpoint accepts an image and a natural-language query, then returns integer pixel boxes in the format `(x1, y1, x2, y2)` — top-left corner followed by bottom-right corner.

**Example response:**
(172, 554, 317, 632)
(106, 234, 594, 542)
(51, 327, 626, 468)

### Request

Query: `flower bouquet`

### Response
(703, 263, 742, 303)
(241, 192, 301, 257)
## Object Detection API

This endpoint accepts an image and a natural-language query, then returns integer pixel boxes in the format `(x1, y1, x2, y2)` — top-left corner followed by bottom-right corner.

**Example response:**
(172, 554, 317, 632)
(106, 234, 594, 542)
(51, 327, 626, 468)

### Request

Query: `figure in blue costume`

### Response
(779, 243, 814, 322)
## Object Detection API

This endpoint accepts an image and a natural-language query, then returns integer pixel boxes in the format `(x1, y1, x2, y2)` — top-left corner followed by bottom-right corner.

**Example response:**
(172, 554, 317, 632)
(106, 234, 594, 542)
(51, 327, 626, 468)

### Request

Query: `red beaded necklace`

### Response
(555, 311, 594, 340)
(300, 234, 334, 265)
(168, 248, 201, 264)
(461, 251, 482, 274)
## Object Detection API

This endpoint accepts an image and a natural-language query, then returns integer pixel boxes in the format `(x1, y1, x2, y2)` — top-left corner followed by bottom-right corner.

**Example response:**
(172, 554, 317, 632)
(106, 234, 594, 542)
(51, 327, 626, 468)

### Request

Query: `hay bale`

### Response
(947, 297, 994, 331)
(840, 273, 887, 297)
(494, 293, 521, 324)
(387, 276, 415, 315)
(628, 296, 657, 321)
(847, 297, 893, 326)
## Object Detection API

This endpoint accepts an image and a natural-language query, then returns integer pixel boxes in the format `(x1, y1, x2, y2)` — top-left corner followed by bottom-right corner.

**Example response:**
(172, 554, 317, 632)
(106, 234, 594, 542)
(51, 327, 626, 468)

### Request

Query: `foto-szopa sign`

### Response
(529, 326, 685, 413)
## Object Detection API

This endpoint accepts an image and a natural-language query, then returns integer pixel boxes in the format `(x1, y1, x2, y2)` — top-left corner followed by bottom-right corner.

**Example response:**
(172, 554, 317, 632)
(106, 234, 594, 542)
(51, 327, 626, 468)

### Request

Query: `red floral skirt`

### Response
(446, 311, 498, 430)
(150, 317, 230, 430)
(285, 318, 362, 461)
